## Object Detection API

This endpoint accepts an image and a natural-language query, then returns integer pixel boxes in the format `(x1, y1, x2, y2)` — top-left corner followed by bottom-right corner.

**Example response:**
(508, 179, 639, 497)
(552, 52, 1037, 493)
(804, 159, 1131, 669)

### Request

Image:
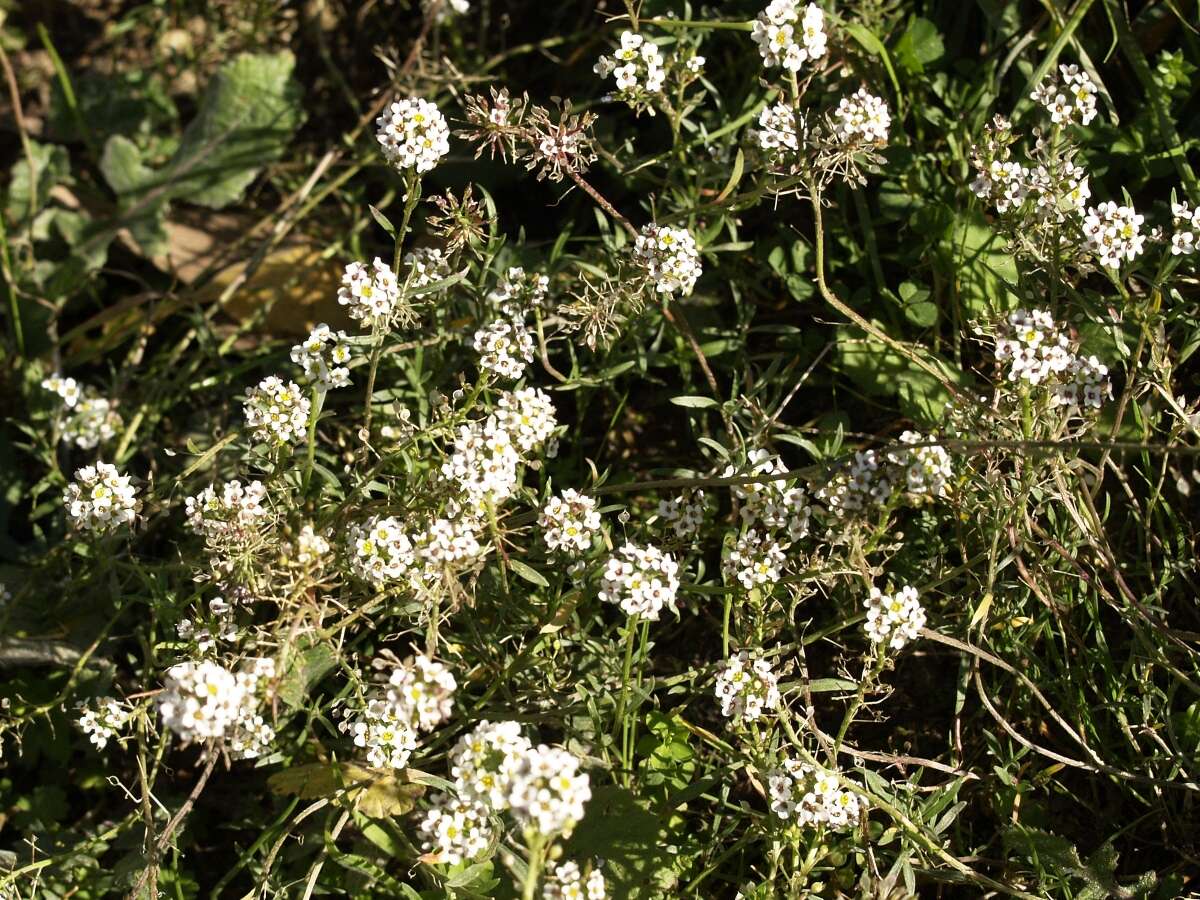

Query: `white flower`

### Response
(157, 659, 271, 756)
(724, 529, 788, 590)
(474, 319, 535, 379)
(487, 266, 550, 321)
(290, 524, 331, 567)
(337, 257, 403, 329)
(634, 224, 701, 295)
(714, 651, 780, 723)
(767, 758, 865, 828)
(243, 376, 310, 445)
(185, 479, 270, 541)
(347, 515, 417, 586)
(757, 102, 799, 153)
(1170, 200, 1200, 256)
(1053, 354, 1112, 410)
(375, 97, 450, 174)
(1083, 201, 1145, 268)
(418, 795, 494, 865)
(752, 2, 826, 72)
(290, 323, 354, 391)
(42, 374, 82, 408)
(451, 720, 532, 810)
(888, 432, 953, 498)
(426, 0, 470, 21)
(42, 376, 122, 449)
(993, 308, 1111, 411)
(540, 489, 602, 554)
(1030, 63, 1099, 127)
(724, 449, 811, 540)
(506, 744, 591, 837)
(596, 31, 666, 109)
(403, 247, 453, 293)
(864, 584, 926, 650)
(599, 542, 680, 620)
(343, 700, 418, 769)
(832, 88, 891, 145)
(544, 861, 607, 900)
(385, 654, 458, 731)
(77, 697, 130, 750)
(64, 461, 138, 532)
(657, 489, 706, 539)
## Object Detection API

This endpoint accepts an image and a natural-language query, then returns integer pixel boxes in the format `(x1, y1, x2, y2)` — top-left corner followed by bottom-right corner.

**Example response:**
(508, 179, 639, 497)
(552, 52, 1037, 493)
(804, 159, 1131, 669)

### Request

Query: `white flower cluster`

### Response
(338, 258, 403, 329)
(176, 594, 239, 654)
(347, 513, 482, 590)
(64, 461, 138, 532)
(730, 449, 813, 541)
(423, 721, 592, 863)
(418, 795, 495, 865)
(994, 308, 1112, 409)
(832, 88, 891, 145)
(427, 0, 469, 21)
(814, 448, 889, 515)
(507, 743, 593, 837)
(864, 585, 926, 650)
(715, 652, 781, 723)
(886, 432, 953, 498)
(1171, 201, 1200, 255)
(42, 375, 122, 450)
(185, 479, 270, 541)
(290, 324, 354, 391)
(757, 102, 799, 153)
(540, 489, 602, 554)
(375, 97, 450, 174)
(157, 658, 275, 757)
(243, 376, 311, 445)
(289, 524, 331, 567)
(767, 759, 865, 829)
(970, 158, 1091, 221)
(77, 697, 130, 750)
(634, 224, 702, 296)
(752, 1, 826, 72)
(404, 247, 453, 292)
(599, 542, 680, 620)
(1030, 64, 1099, 127)
(1083, 201, 1145, 269)
(442, 388, 557, 509)
(544, 861, 607, 900)
(474, 319, 535, 379)
(595, 32, 665, 105)
(488, 266, 550, 321)
(657, 489, 706, 539)
(341, 655, 457, 769)
(724, 529, 788, 590)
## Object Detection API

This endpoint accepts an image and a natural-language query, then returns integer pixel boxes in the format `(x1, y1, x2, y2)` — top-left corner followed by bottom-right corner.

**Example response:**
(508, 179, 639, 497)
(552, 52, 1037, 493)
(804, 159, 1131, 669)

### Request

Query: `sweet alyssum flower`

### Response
(505, 743, 592, 837)
(347, 515, 416, 585)
(77, 697, 131, 750)
(64, 461, 139, 532)
(714, 651, 781, 723)
(1083, 201, 1146, 269)
(725, 449, 812, 540)
(157, 658, 275, 758)
(1172, 200, 1200, 256)
(290, 323, 354, 391)
(488, 266, 551, 322)
(657, 489, 706, 539)
(473, 319, 535, 379)
(634, 224, 702, 295)
(599, 542, 681, 620)
(450, 719, 532, 809)
(757, 102, 799, 153)
(338, 257, 403, 329)
(404, 247, 453, 292)
(595, 31, 666, 110)
(42, 375, 122, 450)
(185, 479, 270, 541)
(864, 584, 926, 650)
(887, 431, 953, 498)
(832, 88, 891, 145)
(375, 97, 450, 174)
(751, 1, 827, 72)
(767, 759, 866, 829)
(724, 529, 788, 590)
(418, 795, 495, 865)
(544, 860, 607, 900)
(540, 489, 602, 554)
(1030, 63, 1099, 127)
(243, 376, 311, 445)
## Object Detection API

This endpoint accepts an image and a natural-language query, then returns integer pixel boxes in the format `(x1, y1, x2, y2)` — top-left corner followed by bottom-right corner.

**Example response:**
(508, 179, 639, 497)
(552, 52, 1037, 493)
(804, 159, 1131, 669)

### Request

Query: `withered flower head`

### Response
(461, 86, 528, 163)
(427, 184, 489, 256)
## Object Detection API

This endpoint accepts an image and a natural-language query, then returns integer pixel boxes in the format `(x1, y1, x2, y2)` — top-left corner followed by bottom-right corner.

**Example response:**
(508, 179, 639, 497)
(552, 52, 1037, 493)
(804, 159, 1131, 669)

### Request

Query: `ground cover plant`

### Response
(1, 0, 1199, 896)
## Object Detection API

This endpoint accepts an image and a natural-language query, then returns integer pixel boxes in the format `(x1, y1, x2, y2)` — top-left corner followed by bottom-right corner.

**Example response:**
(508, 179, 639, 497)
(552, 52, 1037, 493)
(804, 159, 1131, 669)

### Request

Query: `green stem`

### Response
(521, 833, 546, 900)
(301, 386, 325, 494)
(613, 615, 640, 773)
(638, 17, 754, 31)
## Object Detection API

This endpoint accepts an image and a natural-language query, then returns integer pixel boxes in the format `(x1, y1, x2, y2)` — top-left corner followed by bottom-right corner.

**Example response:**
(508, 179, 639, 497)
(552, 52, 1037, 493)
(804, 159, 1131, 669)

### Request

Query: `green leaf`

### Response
(5, 140, 69, 226)
(670, 395, 719, 409)
(894, 17, 945, 74)
(507, 558, 549, 588)
(277, 641, 338, 709)
(99, 135, 169, 256)
(715, 148, 745, 203)
(841, 22, 902, 102)
(565, 786, 679, 898)
(898, 281, 937, 328)
(942, 212, 1018, 318)
(370, 204, 397, 238)
(169, 51, 304, 208)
